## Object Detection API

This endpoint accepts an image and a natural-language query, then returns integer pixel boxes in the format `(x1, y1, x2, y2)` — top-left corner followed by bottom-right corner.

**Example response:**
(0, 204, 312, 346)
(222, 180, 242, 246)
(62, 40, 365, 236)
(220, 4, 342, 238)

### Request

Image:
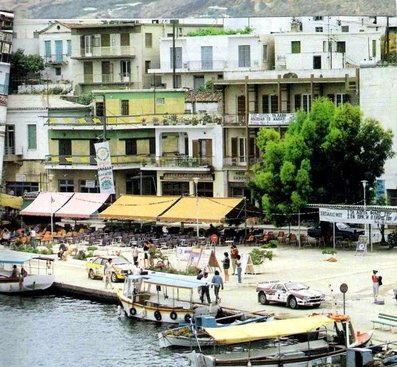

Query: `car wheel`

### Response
(288, 296, 298, 309)
(258, 292, 269, 305)
(89, 269, 95, 279)
(111, 272, 118, 283)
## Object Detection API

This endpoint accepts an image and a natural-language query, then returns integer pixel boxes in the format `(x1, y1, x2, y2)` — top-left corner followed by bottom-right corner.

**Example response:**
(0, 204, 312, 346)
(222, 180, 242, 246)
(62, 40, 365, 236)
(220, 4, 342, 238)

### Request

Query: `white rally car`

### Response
(256, 280, 325, 309)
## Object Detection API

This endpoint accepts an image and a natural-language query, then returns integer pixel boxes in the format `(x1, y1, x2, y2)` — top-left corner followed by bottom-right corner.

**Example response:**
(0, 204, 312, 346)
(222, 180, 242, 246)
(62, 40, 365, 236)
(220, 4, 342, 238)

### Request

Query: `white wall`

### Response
(360, 66, 397, 192)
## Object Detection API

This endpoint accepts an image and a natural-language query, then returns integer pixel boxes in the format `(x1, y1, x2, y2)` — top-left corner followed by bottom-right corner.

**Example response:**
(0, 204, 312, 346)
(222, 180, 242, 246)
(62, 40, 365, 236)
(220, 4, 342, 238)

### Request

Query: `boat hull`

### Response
(119, 292, 217, 324)
(0, 275, 54, 294)
(159, 331, 214, 348)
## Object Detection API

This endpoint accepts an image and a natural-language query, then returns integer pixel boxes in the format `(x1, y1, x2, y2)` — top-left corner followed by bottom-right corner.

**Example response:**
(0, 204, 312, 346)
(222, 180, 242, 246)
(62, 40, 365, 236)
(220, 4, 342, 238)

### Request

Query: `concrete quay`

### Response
(41, 244, 397, 345)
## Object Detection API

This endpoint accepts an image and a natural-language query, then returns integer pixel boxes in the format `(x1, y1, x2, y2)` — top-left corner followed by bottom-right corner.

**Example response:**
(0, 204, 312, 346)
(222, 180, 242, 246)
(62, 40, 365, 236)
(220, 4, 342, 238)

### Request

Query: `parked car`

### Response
(256, 280, 325, 309)
(86, 255, 134, 282)
(307, 222, 364, 241)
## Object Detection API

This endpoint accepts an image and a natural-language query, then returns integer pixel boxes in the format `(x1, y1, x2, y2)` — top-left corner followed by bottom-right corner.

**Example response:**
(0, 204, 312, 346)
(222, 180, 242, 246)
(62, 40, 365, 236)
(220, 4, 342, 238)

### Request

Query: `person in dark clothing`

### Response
(200, 272, 211, 304)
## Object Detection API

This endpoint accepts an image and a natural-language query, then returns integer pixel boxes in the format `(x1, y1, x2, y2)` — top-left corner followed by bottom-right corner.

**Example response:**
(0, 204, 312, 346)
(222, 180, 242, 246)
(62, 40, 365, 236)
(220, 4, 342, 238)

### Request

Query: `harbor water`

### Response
(0, 295, 190, 367)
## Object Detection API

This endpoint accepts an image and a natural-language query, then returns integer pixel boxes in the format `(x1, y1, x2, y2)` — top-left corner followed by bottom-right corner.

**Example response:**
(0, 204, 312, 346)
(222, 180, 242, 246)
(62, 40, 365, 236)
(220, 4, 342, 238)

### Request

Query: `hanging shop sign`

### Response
(319, 207, 397, 225)
(248, 113, 295, 126)
(95, 141, 115, 194)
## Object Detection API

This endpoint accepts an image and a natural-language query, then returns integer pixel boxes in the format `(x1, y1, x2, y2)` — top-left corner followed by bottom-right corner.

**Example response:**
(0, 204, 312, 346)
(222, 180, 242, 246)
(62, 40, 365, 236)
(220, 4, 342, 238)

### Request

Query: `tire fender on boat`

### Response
(170, 311, 177, 320)
(184, 314, 192, 323)
(154, 310, 162, 321)
(130, 307, 137, 316)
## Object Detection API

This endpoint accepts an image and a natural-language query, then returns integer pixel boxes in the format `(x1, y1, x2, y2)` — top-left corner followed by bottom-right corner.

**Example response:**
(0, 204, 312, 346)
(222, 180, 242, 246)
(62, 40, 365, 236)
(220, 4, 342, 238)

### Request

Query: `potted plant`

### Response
(322, 248, 337, 262)
(249, 248, 273, 274)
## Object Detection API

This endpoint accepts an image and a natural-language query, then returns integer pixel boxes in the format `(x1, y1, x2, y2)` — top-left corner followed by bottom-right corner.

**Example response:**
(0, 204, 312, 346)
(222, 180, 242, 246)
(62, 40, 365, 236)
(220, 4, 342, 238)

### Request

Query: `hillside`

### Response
(4, 0, 396, 19)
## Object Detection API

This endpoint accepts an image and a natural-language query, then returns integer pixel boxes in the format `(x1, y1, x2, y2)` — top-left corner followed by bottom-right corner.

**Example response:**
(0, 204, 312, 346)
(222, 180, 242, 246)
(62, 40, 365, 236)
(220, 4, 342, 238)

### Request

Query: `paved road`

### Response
(36, 243, 397, 344)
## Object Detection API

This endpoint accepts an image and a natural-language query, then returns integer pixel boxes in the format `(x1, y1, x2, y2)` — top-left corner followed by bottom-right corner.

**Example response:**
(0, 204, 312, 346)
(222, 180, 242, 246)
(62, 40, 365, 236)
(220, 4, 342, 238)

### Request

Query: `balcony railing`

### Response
(79, 46, 135, 58)
(145, 155, 213, 168)
(4, 146, 23, 155)
(44, 54, 69, 65)
(223, 156, 262, 167)
(44, 154, 155, 167)
(82, 73, 134, 84)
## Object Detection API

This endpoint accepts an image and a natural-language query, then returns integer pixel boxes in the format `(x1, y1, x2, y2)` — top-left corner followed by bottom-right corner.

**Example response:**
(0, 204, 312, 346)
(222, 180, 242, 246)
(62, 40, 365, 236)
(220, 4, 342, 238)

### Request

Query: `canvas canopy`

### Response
(20, 192, 73, 216)
(0, 193, 23, 209)
(99, 195, 180, 221)
(204, 315, 334, 345)
(158, 197, 243, 223)
(55, 193, 109, 218)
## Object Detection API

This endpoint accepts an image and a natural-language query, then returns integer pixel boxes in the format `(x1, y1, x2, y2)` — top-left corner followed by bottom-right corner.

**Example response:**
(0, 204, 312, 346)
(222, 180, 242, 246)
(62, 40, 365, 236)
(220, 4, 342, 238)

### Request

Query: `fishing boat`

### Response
(118, 271, 220, 324)
(158, 314, 269, 349)
(188, 314, 373, 367)
(0, 251, 55, 294)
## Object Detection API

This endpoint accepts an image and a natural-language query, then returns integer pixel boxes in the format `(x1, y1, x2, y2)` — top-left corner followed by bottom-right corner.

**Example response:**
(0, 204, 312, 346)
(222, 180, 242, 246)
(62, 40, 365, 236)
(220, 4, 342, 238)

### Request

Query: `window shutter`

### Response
(231, 137, 238, 158)
(192, 140, 199, 158)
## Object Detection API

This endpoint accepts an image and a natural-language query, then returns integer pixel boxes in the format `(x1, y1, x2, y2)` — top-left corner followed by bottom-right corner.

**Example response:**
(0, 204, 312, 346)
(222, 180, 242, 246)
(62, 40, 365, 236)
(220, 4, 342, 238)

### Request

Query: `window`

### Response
(101, 34, 110, 47)
(323, 41, 327, 52)
(197, 182, 213, 197)
(145, 33, 152, 48)
(101, 61, 113, 83)
(372, 40, 377, 58)
(67, 40, 71, 56)
(238, 45, 250, 67)
(193, 75, 205, 90)
(201, 46, 213, 70)
(314, 16, 323, 21)
(125, 139, 137, 155)
(6, 182, 39, 197)
(174, 74, 181, 88)
(341, 25, 349, 32)
(84, 35, 92, 55)
(315, 27, 323, 32)
(302, 94, 311, 112)
(336, 41, 346, 53)
(238, 137, 246, 163)
(170, 47, 182, 69)
(262, 44, 268, 61)
(121, 100, 129, 116)
(120, 60, 131, 80)
(96, 102, 104, 117)
(55, 67, 61, 76)
(149, 138, 155, 154)
(162, 182, 189, 196)
(59, 179, 74, 192)
(5, 125, 14, 154)
(336, 93, 350, 106)
(120, 33, 130, 46)
(27, 125, 37, 150)
(156, 98, 165, 105)
(44, 40, 51, 58)
(55, 40, 63, 62)
(313, 55, 321, 69)
(262, 95, 278, 113)
(80, 180, 99, 193)
(145, 60, 151, 74)
(291, 41, 301, 54)
(83, 61, 93, 83)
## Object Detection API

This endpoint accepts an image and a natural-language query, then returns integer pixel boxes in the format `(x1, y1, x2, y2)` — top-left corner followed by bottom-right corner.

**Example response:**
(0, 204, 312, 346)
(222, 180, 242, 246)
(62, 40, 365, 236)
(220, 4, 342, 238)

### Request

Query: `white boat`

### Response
(188, 314, 373, 367)
(158, 314, 269, 349)
(118, 271, 220, 324)
(0, 251, 55, 294)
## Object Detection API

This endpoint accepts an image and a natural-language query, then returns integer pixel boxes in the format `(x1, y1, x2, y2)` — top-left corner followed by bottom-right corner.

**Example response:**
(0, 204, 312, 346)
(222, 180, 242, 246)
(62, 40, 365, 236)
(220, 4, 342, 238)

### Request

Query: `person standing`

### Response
(132, 246, 139, 267)
(372, 270, 381, 303)
(236, 255, 242, 284)
(104, 258, 114, 289)
(211, 270, 224, 304)
(29, 227, 36, 248)
(143, 241, 150, 268)
(230, 245, 239, 275)
(200, 272, 211, 304)
(222, 252, 230, 282)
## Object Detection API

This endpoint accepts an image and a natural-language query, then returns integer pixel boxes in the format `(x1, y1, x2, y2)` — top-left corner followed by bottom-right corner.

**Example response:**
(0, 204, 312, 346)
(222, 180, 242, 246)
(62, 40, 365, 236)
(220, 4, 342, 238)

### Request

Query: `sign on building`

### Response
(95, 141, 115, 194)
(319, 207, 397, 225)
(248, 113, 295, 126)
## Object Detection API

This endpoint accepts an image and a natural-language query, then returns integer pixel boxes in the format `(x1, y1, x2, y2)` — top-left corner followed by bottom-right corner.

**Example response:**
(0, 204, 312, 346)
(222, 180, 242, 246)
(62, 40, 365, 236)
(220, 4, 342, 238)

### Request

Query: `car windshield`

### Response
(111, 257, 129, 265)
(286, 282, 309, 291)
(336, 223, 350, 229)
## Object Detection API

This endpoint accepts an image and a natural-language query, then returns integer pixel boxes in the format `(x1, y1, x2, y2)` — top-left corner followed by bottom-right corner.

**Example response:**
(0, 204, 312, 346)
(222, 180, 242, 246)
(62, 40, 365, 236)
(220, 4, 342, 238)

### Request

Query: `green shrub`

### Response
(73, 250, 87, 260)
(261, 240, 278, 249)
(87, 246, 97, 252)
(250, 248, 273, 265)
(322, 247, 337, 255)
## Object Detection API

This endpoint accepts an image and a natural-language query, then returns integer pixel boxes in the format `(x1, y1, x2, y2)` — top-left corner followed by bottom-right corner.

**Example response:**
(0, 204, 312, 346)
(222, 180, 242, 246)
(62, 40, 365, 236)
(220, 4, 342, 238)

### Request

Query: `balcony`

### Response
(82, 73, 134, 85)
(143, 155, 213, 171)
(76, 46, 136, 59)
(44, 154, 154, 169)
(44, 54, 69, 65)
(4, 146, 23, 162)
(223, 156, 262, 167)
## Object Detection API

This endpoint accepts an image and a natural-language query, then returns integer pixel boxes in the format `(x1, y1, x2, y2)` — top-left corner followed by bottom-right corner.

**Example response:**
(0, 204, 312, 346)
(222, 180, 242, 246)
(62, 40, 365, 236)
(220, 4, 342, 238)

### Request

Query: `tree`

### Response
(10, 49, 44, 91)
(253, 98, 394, 225)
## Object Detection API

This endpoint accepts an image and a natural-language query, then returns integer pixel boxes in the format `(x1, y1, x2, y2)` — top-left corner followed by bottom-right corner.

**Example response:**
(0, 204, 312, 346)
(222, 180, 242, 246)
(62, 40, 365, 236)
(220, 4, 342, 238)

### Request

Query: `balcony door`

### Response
(55, 40, 63, 63)
(201, 46, 213, 70)
(120, 60, 131, 81)
(59, 139, 72, 164)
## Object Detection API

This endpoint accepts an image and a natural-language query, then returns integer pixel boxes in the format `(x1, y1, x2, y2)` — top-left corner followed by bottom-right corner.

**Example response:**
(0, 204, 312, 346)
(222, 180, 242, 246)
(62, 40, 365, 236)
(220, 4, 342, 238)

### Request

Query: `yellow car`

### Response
(86, 255, 134, 283)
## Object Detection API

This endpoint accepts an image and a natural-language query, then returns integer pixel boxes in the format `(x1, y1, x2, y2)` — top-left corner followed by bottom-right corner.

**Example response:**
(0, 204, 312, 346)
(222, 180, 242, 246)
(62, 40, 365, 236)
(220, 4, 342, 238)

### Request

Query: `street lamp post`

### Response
(193, 177, 200, 242)
(361, 180, 369, 250)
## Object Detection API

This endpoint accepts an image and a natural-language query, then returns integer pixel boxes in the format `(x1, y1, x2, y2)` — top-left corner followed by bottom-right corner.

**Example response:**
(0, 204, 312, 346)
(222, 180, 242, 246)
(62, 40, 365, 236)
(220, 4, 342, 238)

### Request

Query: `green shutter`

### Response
(28, 125, 37, 149)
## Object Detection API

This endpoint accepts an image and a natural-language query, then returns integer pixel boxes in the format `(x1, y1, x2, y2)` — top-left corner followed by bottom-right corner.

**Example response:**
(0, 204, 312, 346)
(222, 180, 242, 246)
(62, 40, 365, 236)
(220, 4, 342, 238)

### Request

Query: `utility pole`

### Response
(102, 94, 107, 141)
(244, 76, 249, 171)
(386, 16, 390, 63)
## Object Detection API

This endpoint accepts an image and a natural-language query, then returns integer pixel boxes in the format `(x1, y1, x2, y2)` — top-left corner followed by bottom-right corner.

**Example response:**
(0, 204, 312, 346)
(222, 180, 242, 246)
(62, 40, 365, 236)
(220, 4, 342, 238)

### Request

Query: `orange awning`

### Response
(158, 197, 243, 223)
(99, 195, 180, 221)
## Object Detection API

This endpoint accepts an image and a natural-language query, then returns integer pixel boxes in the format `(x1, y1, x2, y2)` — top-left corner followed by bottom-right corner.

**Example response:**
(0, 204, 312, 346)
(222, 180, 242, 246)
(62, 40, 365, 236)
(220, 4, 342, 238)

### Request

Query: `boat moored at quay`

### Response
(118, 271, 220, 324)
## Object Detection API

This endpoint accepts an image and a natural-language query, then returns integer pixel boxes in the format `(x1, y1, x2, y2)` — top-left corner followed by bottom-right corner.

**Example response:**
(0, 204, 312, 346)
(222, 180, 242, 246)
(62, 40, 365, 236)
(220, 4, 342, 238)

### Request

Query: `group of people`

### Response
(196, 244, 243, 305)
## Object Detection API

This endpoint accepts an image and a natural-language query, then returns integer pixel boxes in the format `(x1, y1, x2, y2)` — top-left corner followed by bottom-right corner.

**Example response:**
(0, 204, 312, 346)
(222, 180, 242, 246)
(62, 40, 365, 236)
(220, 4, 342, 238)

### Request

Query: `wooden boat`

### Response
(188, 314, 373, 367)
(158, 314, 269, 349)
(118, 271, 220, 324)
(0, 251, 55, 294)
